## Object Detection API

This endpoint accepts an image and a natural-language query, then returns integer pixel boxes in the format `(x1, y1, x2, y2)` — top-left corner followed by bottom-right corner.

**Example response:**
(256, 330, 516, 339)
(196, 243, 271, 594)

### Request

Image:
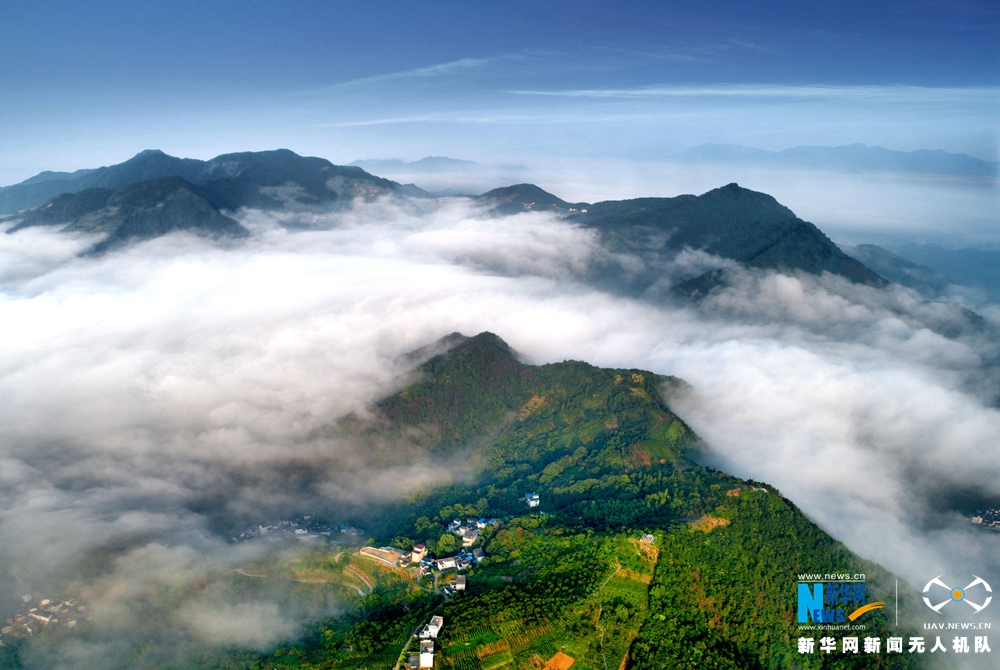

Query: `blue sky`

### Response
(1, 0, 998, 184)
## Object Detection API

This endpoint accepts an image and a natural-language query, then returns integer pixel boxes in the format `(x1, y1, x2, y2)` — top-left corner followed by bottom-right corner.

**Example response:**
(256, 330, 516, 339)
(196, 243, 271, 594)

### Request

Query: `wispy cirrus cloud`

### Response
(308, 111, 660, 128)
(290, 56, 502, 97)
(507, 83, 1000, 103)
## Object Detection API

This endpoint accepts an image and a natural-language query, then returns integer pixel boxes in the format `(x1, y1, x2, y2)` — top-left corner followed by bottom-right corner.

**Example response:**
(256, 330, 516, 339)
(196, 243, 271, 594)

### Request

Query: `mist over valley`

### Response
(2, 2, 998, 666)
(0, 147, 998, 668)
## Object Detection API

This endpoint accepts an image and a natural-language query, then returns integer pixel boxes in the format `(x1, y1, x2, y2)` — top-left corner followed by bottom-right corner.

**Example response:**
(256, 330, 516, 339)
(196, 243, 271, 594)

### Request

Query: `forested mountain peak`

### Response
(246, 332, 925, 669)
(475, 184, 587, 214)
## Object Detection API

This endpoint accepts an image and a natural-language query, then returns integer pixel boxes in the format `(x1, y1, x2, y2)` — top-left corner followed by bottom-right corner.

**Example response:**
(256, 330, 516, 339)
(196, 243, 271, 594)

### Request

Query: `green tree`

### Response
(437, 533, 458, 554)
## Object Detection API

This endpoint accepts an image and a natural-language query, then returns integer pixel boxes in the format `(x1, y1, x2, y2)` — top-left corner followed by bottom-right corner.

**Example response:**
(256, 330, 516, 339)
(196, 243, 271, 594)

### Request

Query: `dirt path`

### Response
(290, 577, 366, 596)
(234, 568, 265, 578)
(592, 562, 622, 670)
(345, 565, 374, 591)
(236, 567, 365, 596)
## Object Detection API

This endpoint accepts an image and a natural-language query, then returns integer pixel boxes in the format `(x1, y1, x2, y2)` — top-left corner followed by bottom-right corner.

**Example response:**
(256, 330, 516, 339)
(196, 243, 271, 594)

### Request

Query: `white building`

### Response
(428, 615, 444, 637)
(412, 544, 427, 562)
(420, 639, 434, 667)
(455, 575, 466, 591)
(525, 493, 540, 508)
(462, 529, 479, 547)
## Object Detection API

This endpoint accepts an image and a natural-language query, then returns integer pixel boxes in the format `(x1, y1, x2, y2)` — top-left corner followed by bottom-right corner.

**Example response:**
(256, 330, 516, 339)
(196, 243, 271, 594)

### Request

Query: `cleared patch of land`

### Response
(689, 515, 730, 532)
(545, 651, 576, 670)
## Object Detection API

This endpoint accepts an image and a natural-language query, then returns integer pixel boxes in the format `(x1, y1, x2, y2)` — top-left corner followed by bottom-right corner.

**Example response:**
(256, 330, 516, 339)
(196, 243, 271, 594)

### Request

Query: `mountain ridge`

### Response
(350, 156, 480, 173)
(0, 148, 409, 216)
(674, 142, 999, 178)
(7, 175, 250, 255)
(476, 181, 885, 288)
(1, 149, 415, 253)
(4, 151, 889, 293)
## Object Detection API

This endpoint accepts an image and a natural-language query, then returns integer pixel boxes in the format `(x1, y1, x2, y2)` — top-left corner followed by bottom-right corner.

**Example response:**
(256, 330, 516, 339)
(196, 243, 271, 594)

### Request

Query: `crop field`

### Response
(432, 529, 655, 670)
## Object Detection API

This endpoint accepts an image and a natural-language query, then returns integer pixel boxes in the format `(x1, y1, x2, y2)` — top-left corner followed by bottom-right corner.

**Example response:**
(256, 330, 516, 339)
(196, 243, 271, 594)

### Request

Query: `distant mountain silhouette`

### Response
(674, 143, 999, 178)
(475, 183, 588, 215)
(349, 156, 479, 173)
(191, 149, 404, 209)
(1, 148, 406, 215)
(6, 153, 886, 291)
(476, 182, 884, 289)
(0, 150, 205, 214)
(2, 149, 417, 253)
(889, 244, 1000, 301)
(841, 244, 951, 296)
(7, 176, 248, 255)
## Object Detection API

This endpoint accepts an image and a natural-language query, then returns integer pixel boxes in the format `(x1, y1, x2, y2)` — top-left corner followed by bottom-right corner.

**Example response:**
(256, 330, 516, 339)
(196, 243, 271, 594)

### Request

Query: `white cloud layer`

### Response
(1, 195, 999, 666)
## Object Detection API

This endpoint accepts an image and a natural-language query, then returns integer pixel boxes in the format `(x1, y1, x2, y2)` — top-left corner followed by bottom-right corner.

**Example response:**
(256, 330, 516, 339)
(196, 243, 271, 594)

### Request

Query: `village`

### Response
(354, 515, 516, 668)
(230, 515, 365, 543)
(232, 493, 540, 547)
(0, 595, 87, 645)
(228, 498, 543, 668)
(971, 506, 1000, 531)
(359, 516, 500, 597)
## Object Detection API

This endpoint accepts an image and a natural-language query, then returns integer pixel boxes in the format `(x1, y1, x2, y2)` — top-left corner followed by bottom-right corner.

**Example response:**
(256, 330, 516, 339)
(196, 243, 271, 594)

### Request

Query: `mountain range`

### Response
(8, 148, 995, 309)
(7, 176, 249, 255)
(673, 143, 999, 178)
(890, 243, 1000, 301)
(841, 243, 1000, 303)
(0, 149, 409, 253)
(349, 156, 530, 174)
(349, 156, 480, 173)
(0, 149, 410, 217)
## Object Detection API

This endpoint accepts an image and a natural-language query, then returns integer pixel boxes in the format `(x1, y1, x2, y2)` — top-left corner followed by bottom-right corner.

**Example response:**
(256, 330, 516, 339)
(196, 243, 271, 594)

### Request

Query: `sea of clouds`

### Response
(2, 194, 999, 667)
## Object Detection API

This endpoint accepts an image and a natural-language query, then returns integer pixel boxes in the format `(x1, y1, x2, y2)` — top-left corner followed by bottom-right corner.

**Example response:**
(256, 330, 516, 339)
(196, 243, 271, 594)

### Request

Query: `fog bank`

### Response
(2, 195, 999, 666)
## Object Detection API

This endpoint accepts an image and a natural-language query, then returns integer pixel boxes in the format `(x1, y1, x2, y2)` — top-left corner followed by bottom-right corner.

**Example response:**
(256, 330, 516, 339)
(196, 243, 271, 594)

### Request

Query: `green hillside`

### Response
(340, 332, 705, 538)
(191, 333, 924, 669)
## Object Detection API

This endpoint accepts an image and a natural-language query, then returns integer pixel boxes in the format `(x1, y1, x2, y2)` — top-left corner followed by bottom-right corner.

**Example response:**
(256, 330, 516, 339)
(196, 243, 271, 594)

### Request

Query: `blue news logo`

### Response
(798, 581, 884, 623)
